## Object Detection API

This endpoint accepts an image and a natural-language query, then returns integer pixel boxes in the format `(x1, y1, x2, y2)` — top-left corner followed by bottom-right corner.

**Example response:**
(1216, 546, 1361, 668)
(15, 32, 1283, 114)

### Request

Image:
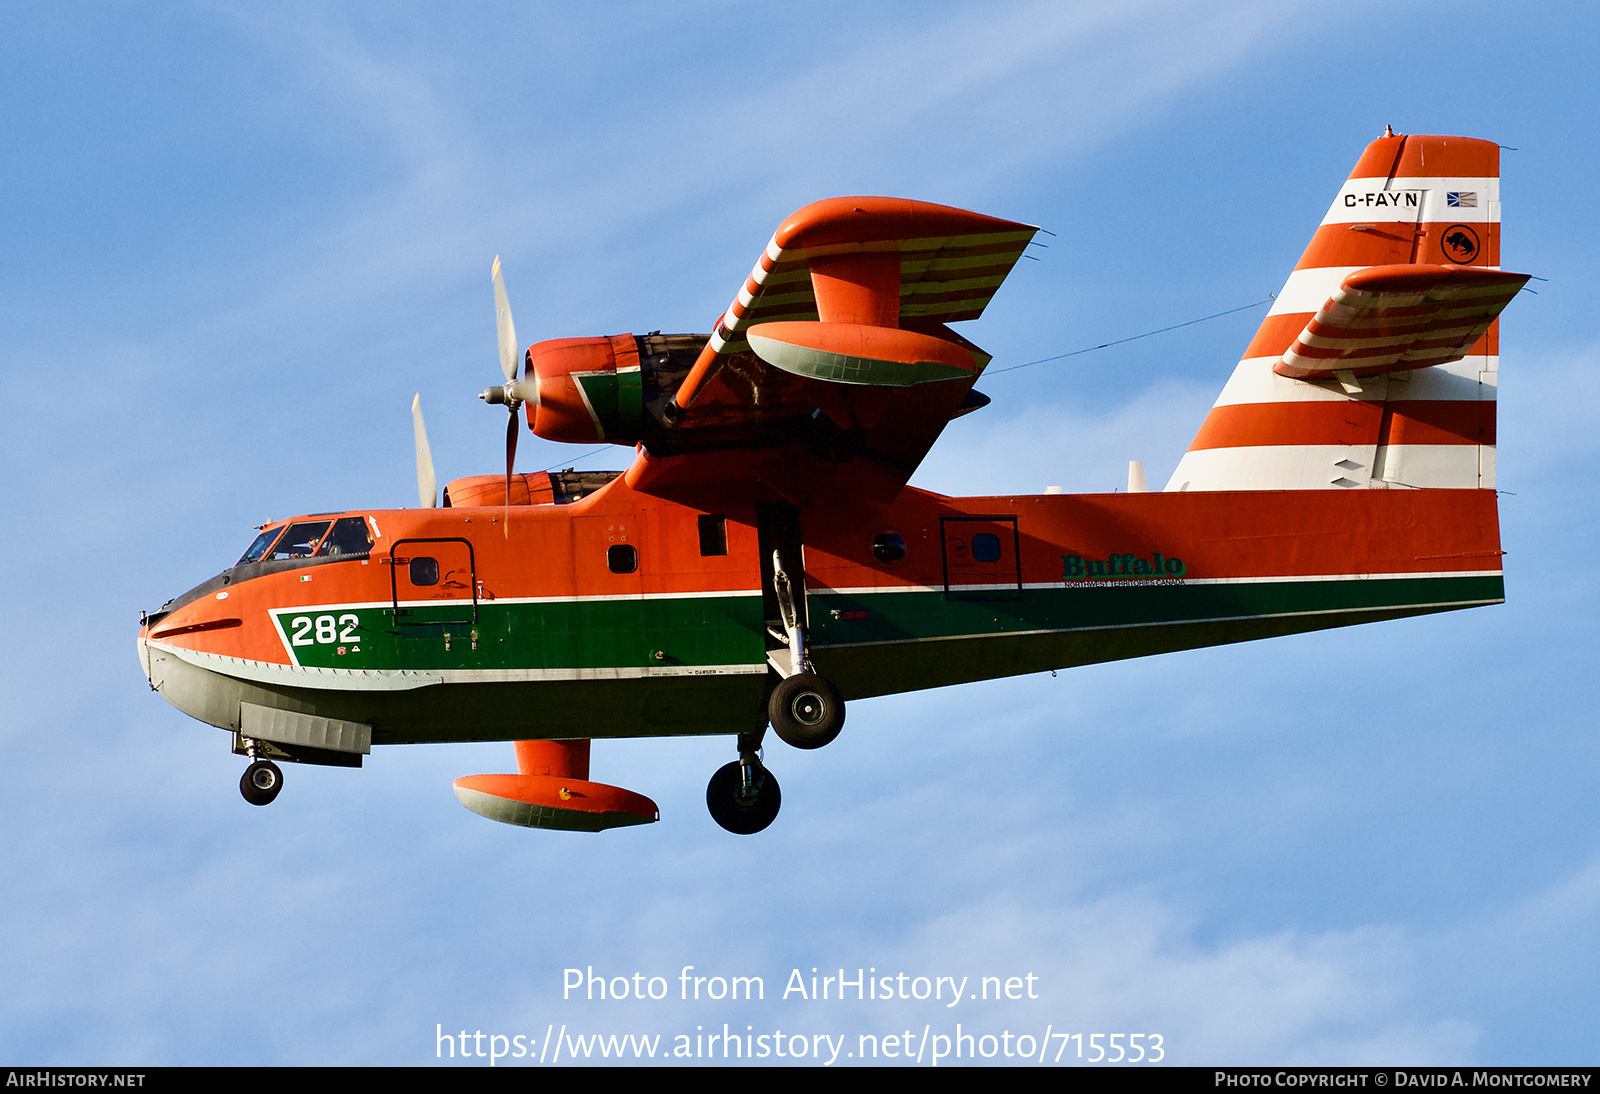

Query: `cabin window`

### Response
(409, 557, 440, 586)
(316, 516, 374, 559)
(268, 521, 332, 560)
(971, 533, 1002, 563)
(698, 514, 727, 556)
(608, 544, 638, 574)
(872, 531, 906, 564)
(236, 527, 283, 567)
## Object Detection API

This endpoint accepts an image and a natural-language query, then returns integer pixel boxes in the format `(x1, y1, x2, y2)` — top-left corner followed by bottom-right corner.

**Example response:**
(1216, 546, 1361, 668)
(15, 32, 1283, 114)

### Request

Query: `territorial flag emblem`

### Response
(1447, 192, 1478, 208)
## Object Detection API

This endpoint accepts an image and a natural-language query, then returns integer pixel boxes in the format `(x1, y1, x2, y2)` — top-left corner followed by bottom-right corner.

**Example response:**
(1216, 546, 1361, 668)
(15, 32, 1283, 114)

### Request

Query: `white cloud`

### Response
(181, 1, 1342, 349)
(869, 898, 1477, 1064)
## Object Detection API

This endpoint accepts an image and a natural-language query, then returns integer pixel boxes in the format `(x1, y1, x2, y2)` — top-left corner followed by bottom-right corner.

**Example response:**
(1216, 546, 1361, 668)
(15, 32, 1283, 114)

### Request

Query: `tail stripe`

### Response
(1316, 178, 1498, 226)
(1190, 400, 1491, 451)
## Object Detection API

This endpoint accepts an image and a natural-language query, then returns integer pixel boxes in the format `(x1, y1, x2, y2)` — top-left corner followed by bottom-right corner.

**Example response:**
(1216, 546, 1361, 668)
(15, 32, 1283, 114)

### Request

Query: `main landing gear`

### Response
(768, 672, 844, 750)
(701, 526, 848, 834)
(238, 737, 283, 806)
(704, 551, 846, 834)
(765, 549, 845, 750)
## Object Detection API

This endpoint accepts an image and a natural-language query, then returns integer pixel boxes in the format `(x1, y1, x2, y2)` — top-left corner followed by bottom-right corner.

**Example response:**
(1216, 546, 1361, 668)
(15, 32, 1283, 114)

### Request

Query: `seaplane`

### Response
(137, 131, 1526, 834)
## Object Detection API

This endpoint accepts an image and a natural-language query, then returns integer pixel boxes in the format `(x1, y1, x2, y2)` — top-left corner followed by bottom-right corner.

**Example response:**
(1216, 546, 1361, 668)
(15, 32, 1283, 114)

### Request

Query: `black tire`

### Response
(706, 760, 781, 834)
(240, 760, 283, 806)
(768, 672, 844, 750)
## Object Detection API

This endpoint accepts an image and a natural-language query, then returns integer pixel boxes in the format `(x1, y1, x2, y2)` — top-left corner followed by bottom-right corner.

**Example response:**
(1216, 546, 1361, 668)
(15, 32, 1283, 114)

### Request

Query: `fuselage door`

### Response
(940, 515, 1022, 601)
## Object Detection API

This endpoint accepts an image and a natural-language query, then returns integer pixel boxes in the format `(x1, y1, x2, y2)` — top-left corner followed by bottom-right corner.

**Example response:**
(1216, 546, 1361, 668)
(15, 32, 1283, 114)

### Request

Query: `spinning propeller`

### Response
(409, 258, 535, 513)
(479, 256, 538, 505)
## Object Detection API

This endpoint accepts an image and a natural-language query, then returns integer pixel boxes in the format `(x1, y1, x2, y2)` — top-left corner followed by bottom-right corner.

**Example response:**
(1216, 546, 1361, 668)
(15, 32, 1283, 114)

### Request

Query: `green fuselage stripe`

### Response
(269, 573, 1500, 676)
(810, 573, 1502, 646)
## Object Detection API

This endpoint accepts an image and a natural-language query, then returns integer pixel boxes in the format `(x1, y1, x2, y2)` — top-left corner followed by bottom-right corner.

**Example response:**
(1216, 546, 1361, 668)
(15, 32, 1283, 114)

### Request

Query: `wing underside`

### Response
(626, 197, 1037, 507)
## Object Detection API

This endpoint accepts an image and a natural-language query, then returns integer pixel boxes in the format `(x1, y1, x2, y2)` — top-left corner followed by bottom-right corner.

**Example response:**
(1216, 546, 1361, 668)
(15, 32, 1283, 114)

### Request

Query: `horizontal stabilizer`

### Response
(1275, 264, 1529, 381)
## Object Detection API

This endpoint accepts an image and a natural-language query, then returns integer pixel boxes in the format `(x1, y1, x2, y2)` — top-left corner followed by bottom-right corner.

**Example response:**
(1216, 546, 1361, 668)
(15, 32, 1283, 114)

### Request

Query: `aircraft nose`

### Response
(137, 605, 173, 689)
(136, 632, 157, 690)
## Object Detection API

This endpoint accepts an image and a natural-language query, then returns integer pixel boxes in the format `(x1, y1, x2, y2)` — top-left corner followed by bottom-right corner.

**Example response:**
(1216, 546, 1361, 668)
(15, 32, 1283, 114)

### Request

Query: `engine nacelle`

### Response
(441, 470, 622, 508)
(527, 335, 644, 445)
(522, 333, 706, 447)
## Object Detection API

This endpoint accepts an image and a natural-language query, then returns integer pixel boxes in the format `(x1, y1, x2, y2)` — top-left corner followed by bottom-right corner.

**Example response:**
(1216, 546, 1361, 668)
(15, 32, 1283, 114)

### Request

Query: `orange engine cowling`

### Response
(527, 335, 645, 445)
(442, 470, 624, 508)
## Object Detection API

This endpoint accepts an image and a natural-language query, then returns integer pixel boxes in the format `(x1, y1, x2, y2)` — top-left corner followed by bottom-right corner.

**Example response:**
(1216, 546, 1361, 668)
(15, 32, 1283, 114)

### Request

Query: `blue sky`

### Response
(3, 0, 1598, 1066)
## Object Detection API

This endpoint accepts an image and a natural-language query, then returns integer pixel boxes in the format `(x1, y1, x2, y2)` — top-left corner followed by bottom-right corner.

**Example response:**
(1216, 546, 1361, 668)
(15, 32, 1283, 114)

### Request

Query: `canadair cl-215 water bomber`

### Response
(138, 131, 1525, 834)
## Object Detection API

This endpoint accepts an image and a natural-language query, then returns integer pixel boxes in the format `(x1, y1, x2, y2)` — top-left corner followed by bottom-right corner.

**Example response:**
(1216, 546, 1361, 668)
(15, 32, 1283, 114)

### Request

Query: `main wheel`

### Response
(767, 672, 844, 750)
(706, 760, 781, 834)
(240, 760, 283, 806)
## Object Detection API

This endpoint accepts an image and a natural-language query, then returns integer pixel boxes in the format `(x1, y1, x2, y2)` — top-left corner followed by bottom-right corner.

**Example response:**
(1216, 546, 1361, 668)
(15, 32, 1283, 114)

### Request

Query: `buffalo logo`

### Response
(1442, 224, 1481, 263)
(1063, 552, 1186, 581)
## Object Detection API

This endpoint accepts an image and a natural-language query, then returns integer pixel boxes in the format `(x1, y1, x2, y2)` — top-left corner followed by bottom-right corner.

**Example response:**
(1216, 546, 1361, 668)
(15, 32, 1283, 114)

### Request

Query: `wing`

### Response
(1275, 263, 1530, 381)
(624, 197, 1036, 507)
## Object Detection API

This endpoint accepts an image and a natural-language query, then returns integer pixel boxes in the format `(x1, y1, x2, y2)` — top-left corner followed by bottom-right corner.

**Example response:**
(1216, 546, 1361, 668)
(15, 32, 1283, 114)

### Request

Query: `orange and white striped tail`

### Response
(1167, 133, 1516, 492)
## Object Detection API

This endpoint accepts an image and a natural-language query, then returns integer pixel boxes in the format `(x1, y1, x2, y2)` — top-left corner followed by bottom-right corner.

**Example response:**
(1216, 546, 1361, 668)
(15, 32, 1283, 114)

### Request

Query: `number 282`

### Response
(289, 614, 360, 646)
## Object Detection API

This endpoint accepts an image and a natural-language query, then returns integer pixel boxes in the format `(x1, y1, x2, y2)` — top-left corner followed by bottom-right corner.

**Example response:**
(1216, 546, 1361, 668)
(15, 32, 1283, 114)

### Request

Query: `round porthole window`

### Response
(872, 531, 906, 564)
(971, 533, 1002, 563)
(607, 544, 638, 574)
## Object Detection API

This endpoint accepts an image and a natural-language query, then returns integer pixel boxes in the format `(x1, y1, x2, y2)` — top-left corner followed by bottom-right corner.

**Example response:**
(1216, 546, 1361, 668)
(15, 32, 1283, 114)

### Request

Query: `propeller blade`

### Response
(502, 405, 522, 538)
(504, 406, 520, 505)
(492, 255, 519, 383)
(412, 394, 438, 508)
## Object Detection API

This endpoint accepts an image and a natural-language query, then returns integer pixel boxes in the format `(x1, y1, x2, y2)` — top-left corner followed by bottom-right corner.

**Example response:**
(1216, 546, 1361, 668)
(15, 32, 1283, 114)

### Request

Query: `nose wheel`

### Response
(706, 736, 780, 834)
(240, 758, 284, 806)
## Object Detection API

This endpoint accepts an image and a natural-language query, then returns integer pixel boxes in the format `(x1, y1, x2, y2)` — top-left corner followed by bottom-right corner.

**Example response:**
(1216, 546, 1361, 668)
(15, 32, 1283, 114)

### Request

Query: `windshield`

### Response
(266, 521, 333, 560)
(315, 516, 374, 558)
(236, 527, 284, 567)
(233, 516, 372, 571)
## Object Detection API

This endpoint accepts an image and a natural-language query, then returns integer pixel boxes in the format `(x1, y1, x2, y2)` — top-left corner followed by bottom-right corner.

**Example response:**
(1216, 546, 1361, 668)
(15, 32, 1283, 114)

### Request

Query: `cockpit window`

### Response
(268, 521, 333, 560)
(315, 516, 374, 559)
(237, 527, 284, 567)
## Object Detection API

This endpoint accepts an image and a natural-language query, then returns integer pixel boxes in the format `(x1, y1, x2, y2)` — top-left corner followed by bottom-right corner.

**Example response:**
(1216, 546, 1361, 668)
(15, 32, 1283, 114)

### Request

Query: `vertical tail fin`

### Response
(1167, 133, 1510, 492)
